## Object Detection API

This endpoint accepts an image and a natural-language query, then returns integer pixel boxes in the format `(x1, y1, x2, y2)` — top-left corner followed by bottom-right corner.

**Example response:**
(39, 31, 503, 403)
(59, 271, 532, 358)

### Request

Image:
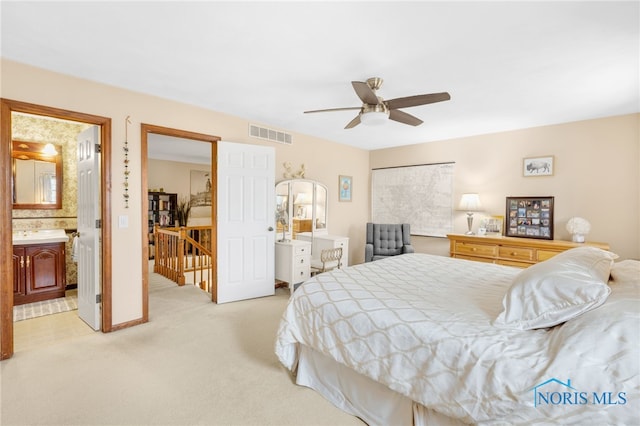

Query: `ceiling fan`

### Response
(304, 77, 450, 129)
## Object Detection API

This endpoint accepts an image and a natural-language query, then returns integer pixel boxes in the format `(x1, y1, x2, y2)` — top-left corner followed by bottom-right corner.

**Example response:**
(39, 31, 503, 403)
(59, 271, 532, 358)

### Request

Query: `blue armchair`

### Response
(365, 223, 415, 262)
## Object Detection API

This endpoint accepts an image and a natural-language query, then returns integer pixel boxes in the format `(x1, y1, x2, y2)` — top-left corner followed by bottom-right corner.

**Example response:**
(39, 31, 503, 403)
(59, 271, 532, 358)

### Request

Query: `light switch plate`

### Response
(118, 215, 129, 228)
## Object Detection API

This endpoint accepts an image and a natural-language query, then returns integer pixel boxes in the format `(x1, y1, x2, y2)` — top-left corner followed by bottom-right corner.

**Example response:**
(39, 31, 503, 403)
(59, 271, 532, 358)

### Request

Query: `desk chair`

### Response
(310, 247, 343, 275)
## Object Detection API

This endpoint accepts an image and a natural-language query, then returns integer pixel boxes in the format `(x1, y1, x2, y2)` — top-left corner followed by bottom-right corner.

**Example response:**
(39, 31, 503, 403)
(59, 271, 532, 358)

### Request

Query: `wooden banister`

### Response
(153, 225, 213, 290)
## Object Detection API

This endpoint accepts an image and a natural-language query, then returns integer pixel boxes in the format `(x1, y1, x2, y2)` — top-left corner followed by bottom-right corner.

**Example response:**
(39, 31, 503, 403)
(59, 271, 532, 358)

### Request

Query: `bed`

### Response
(275, 248, 639, 425)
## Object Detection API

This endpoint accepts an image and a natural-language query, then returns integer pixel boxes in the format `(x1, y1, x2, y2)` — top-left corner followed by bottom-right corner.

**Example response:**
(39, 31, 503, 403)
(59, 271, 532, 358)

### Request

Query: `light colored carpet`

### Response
(0, 272, 363, 426)
(13, 293, 78, 322)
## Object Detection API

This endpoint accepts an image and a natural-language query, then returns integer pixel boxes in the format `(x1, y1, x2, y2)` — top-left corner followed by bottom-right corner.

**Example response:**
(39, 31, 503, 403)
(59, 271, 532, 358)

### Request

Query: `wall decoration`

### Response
(123, 116, 131, 208)
(505, 196, 554, 240)
(371, 162, 455, 237)
(523, 155, 554, 177)
(338, 175, 352, 202)
(190, 170, 212, 222)
(283, 161, 305, 179)
(190, 170, 212, 207)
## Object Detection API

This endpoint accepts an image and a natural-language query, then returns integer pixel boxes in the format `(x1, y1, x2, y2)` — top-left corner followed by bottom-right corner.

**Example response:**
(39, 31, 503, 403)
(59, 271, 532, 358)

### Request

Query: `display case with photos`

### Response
(505, 196, 554, 240)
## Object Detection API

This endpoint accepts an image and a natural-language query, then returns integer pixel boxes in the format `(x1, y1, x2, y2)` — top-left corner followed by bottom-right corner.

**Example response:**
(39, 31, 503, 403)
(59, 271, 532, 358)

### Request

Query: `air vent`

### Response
(249, 124, 292, 145)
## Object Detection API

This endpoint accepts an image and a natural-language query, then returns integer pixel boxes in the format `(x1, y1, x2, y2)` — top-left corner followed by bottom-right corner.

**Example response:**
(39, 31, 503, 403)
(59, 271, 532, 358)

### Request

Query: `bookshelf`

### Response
(148, 192, 177, 258)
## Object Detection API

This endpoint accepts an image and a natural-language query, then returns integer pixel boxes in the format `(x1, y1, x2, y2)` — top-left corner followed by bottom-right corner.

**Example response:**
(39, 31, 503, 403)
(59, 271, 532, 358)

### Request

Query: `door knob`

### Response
(268, 226, 274, 231)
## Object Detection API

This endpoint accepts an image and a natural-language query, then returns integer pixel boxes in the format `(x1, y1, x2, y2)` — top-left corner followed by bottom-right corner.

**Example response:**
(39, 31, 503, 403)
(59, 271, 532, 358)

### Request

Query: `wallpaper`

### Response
(11, 112, 90, 285)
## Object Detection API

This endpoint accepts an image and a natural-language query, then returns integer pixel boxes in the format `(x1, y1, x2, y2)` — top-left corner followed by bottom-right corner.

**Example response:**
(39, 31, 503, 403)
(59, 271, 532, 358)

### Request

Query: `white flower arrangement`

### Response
(566, 217, 591, 235)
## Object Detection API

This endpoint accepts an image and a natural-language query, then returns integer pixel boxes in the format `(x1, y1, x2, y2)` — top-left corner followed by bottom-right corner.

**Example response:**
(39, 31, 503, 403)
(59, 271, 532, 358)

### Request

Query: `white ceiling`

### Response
(1, 1, 638, 151)
(147, 134, 212, 165)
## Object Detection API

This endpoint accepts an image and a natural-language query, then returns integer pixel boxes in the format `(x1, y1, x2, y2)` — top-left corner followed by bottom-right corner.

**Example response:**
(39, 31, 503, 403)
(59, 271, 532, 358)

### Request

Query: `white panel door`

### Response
(217, 142, 275, 303)
(77, 126, 101, 330)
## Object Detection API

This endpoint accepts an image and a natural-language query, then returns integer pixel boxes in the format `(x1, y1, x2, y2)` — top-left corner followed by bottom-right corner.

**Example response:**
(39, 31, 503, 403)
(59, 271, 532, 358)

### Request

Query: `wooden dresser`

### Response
(447, 234, 610, 268)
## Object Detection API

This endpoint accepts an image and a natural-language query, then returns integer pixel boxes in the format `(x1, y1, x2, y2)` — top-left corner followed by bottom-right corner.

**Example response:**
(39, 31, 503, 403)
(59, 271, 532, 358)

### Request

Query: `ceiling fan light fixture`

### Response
(307, 77, 450, 129)
(360, 111, 389, 126)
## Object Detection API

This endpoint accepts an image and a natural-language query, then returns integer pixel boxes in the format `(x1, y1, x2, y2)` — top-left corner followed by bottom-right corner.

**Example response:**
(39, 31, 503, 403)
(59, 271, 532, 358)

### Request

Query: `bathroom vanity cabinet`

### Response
(12, 242, 67, 305)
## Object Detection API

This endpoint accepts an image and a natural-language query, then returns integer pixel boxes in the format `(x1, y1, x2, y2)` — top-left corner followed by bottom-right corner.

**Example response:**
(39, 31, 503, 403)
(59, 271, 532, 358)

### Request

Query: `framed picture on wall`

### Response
(190, 170, 212, 207)
(190, 170, 213, 223)
(505, 196, 554, 240)
(338, 175, 352, 202)
(523, 156, 554, 177)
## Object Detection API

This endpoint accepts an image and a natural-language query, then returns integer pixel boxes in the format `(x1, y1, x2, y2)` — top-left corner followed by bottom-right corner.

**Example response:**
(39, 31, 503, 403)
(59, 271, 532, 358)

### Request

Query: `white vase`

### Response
(572, 233, 585, 243)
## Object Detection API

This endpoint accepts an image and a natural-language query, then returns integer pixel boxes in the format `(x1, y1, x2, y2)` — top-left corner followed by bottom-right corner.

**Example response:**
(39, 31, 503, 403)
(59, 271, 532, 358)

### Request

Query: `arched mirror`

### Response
(12, 140, 63, 209)
(276, 179, 328, 241)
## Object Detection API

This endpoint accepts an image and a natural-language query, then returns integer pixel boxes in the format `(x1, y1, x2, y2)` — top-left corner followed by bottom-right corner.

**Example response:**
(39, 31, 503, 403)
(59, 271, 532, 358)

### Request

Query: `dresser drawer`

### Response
(293, 266, 310, 283)
(497, 259, 533, 268)
(455, 254, 495, 264)
(499, 246, 534, 262)
(294, 245, 310, 256)
(455, 242, 498, 257)
(537, 249, 562, 262)
(294, 254, 310, 267)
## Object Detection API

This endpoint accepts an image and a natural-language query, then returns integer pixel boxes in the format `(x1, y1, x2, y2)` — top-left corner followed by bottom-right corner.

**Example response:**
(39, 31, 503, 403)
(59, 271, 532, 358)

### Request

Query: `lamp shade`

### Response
(458, 193, 483, 211)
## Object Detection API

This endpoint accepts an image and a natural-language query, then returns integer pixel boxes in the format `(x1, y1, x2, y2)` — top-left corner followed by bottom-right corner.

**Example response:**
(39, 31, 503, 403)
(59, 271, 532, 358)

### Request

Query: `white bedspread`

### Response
(275, 253, 640, 425)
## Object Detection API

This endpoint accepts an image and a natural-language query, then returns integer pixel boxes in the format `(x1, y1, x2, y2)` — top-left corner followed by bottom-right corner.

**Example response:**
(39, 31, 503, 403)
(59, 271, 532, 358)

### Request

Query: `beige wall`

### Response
(147, 158, 207, 204)
(370, 114, 640, 260)
(1, 59, 370, 326)
(3, 59, 638, 328)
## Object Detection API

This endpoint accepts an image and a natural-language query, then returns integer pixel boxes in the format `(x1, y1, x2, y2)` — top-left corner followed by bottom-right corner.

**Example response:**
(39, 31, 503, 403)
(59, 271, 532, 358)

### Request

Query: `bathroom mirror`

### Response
(276, 179, 328, 240)
(12, 140, 63, 209)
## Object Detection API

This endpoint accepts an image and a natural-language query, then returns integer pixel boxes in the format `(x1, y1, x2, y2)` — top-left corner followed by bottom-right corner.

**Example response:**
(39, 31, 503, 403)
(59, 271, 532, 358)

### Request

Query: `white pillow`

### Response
(610, 260, 640, 284)
(495, 246, 618, 330)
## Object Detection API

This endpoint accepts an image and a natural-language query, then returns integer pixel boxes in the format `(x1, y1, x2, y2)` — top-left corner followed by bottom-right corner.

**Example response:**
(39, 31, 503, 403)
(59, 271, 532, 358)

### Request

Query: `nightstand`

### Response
(275, 239, 312, 293)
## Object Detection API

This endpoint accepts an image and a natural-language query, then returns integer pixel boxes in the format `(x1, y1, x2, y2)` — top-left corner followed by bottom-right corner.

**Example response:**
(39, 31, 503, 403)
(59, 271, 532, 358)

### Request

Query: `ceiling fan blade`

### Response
(389, 109, 423, 126)
(386, 92, 451, 110)
(344, 114, 361, 129)
(352, 81, 380, 105)
(304, 106, 361, 114)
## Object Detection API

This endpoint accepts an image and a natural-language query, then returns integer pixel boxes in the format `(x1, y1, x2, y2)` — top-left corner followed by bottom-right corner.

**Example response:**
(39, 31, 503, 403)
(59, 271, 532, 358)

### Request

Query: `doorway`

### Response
(141, 124, 219, 315)
(1, 98, 112, 360)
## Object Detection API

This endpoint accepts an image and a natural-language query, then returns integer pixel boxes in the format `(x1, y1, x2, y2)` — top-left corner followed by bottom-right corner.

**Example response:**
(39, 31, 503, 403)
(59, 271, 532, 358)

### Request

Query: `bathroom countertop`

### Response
(12, 229, 70, 245)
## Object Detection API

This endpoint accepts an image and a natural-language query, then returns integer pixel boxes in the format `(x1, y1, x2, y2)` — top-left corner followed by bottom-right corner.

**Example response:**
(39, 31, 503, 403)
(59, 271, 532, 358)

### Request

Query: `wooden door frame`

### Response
(0, 98, 113, 360)
(141, 124, 220, 316)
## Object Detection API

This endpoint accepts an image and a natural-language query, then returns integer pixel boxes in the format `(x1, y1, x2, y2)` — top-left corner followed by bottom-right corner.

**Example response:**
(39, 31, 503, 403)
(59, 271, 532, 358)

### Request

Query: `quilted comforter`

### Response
(275, 253, 639, 425)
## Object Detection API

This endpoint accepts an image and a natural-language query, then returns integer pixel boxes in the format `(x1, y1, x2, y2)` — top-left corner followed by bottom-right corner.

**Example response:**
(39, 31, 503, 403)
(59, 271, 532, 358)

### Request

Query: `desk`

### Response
(297, 233, 349, 268)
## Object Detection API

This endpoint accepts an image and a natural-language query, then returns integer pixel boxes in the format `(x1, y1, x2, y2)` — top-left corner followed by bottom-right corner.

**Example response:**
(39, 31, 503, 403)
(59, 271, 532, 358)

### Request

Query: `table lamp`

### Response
(458, 193, 483, 235)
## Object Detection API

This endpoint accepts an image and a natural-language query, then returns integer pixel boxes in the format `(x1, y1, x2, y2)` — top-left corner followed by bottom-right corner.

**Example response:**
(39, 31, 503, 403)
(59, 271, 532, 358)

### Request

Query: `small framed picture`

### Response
(338, 175, 352, 202)
(484, 215, 504, 236)
(523, 156, 554, 177)
(505, 196, 554, 240)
